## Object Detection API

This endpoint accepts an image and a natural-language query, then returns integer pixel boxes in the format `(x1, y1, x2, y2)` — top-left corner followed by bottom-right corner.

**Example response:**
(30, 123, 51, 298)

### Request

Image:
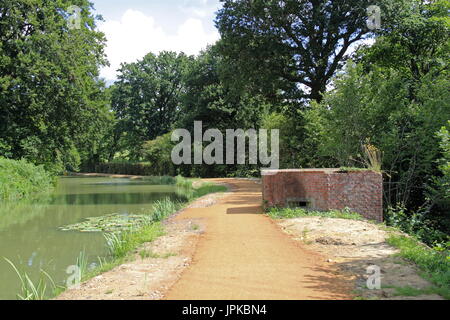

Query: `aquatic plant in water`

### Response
(59, 213, 153, 232)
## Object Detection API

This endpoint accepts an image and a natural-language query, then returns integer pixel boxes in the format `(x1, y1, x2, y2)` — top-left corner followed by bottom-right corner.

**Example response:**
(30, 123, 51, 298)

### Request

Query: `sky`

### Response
(91, 0, 222, 82)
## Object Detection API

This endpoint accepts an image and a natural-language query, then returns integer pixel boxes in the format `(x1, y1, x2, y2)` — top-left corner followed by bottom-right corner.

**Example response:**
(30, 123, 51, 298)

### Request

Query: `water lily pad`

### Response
(59, 213, 152, 233)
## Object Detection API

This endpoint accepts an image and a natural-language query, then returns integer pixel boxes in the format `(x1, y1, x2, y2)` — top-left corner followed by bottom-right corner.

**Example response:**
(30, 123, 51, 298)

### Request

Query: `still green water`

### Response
(0, 177, 184, 300)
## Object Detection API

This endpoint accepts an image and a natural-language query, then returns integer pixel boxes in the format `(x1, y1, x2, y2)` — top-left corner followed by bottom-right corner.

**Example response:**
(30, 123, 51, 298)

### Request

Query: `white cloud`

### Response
(98, 9, 220, 81)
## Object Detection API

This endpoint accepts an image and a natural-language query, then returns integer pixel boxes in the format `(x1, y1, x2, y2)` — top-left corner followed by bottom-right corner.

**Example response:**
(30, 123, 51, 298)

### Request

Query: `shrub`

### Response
(175, 175, 193, 188)
(0, 157, 54, 201)
(142, 133, 176, 176)
(385, 205, 449, 246)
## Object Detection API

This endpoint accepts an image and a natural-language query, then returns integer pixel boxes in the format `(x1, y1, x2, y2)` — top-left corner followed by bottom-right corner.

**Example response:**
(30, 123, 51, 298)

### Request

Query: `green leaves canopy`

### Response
(0, 0, 110, 172)
(111, 51, 191, 159)
(215, 0, 392, 102)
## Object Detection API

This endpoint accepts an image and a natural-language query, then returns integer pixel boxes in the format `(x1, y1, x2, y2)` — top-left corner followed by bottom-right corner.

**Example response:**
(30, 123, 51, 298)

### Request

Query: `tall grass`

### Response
(363, 142, 383, 172)
(76, 251, 89, 280)
(192, 183, 227, 198)
(0, 157, 54, 201)
(104, 223, 164, 259)
(3, 258, 57, 300)
(175, 175, 193, 188)
(151, 198, 181, 222)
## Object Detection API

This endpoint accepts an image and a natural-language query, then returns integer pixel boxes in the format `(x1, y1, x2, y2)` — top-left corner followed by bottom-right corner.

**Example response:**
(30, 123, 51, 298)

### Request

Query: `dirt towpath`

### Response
(165, 178, 353, 300)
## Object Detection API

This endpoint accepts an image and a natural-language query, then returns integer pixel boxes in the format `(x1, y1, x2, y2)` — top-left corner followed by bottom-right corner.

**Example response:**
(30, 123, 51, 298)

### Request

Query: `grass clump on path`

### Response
(267, 207, 363, 220)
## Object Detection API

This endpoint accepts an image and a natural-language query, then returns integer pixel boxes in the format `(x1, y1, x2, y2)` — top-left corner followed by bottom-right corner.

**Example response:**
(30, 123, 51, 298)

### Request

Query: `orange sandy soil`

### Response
(164, 178, 354, 300)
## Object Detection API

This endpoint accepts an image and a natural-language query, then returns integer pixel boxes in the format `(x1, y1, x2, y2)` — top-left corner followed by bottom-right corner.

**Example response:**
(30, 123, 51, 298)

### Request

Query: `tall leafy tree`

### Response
(179, 45, 270, 131)
(0, 0, 109, 171)
(215, 0, 399, 102)
(358, 0, 449, 90)
(111, 51, 191, 159)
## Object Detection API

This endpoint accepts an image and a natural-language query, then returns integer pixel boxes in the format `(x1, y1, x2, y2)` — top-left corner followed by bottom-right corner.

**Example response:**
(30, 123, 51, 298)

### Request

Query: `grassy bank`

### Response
(0, 157, 54, 201)
(387, 235, 450, 299)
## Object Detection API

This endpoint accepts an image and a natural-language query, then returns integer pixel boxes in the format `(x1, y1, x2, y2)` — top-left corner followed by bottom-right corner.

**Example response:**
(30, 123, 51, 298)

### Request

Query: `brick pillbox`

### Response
(262, 169, 383, 222)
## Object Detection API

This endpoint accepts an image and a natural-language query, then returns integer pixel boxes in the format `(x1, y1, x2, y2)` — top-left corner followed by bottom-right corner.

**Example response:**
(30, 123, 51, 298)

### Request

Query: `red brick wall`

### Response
(262, 169, 383, 222)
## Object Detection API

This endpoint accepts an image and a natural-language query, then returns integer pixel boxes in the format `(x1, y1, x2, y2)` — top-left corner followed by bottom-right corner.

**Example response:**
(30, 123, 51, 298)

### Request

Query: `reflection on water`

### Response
(0, 177, 184, 300)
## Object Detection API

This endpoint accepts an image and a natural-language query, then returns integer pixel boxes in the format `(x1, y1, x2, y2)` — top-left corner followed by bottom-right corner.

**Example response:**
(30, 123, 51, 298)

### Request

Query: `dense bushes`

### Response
(0, 158, 54, 201)
(385, 205, 449, 246)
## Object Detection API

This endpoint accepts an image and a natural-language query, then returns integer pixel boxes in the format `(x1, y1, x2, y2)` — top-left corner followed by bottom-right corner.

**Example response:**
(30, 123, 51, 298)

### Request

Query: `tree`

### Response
(357, 0, 450, 98)
(177, 45, 275, 177)
(215, 0, 397, 103)
(179, 46, 270, 131)
(0, 0, 109, 172)
(308, 61, 450, 210)
(111, 51, 191, 159)
(142, 132, 177, 176)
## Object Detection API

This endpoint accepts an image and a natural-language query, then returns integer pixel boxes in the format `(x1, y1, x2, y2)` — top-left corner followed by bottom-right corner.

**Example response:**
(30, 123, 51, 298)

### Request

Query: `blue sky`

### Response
(91, 0, 222, 81)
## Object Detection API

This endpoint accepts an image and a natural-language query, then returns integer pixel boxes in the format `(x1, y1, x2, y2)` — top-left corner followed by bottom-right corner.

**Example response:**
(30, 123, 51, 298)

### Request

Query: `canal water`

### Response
(0, 176, 184, 300)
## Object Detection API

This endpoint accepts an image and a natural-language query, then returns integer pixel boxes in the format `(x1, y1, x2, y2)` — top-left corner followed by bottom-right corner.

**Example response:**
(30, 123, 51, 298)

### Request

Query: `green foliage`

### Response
(267, 207, 363, 220)
(216, 0, 399, 102)
(0, 157, 54, 201)
(175, 176, 193, 189)
(360, 0, 449, 86)
(3, 258, 57, 300)
(387, 235, 450, 299)
(261, 112, 299, 168)
(385, 205, 449, 246)
(151, 198, 181, 222)
(142, 133, 177, 176)
(391, 286, 439, 297)
(76, 251, 89, 281)
(309, 61, 450, 211)
(179, 46, 270, 131)
(0, 0, 111, 171)
(104, 223, 164, 259)
(192, 183, 227, 199)
(427, 122, 450, 224)
(111, 51, 191, 159)
(92, 162, 159, 176)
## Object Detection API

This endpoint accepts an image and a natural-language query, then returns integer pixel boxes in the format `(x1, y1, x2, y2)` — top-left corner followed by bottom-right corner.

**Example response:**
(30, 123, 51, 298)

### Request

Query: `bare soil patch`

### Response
(277, 217, 444, 300)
